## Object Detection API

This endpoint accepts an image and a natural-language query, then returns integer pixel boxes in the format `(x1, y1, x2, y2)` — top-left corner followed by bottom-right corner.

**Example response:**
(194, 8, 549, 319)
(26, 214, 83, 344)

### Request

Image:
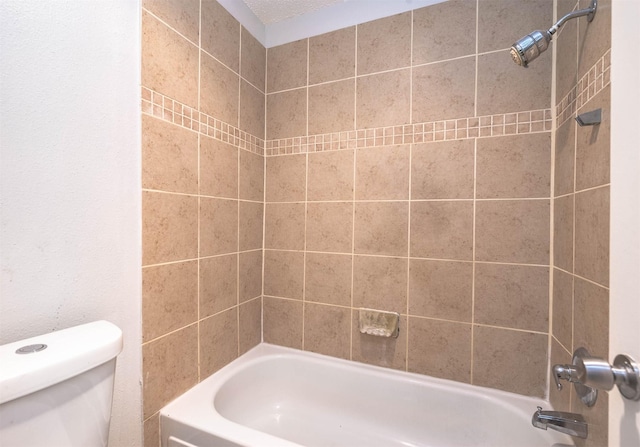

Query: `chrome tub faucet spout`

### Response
(531, 407, 588, 439)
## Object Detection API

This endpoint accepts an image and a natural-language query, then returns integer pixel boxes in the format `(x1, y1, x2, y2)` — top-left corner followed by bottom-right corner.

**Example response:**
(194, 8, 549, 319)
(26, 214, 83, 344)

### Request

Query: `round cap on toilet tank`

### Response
(0, 320, 123, 405)
(15, 344, 48, 354)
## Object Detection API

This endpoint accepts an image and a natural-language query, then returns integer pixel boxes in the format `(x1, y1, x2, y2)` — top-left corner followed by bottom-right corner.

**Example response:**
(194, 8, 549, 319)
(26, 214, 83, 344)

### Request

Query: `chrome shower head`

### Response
(510, 30, 551, 67)
(510, 0, 597, 67)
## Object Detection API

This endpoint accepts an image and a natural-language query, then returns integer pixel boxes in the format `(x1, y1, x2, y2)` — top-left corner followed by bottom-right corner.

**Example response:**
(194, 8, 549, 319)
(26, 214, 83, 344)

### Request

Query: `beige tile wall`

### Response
(550, 1, 611, 446)
(263, 0, 555, 399)
(139, 0, 611, 445)
(141, 1, 265, 445)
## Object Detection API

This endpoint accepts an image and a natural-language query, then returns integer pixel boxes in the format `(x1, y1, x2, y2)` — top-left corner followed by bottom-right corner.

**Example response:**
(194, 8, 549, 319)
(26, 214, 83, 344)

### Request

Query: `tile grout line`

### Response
(300, 37, 311, 353)
(349, 23, 359, 362)
(267, 52, 482, 97)
(260, 248, 553, 268)
(547, 0, 559, 400)
(470, 0, 480, 385)
(249, 298, 554, 337)
(261, 197, 552, 205)
(141, 187, 263, 202)
(196, 0, 203, 383)
(236, 19, 242, 359)
(471, 137, 478, 385)
(405, 9, 415, 372)
(569, 8, 580, 412)
(142, 249, 262, 269)
(261, 41, 268, 344)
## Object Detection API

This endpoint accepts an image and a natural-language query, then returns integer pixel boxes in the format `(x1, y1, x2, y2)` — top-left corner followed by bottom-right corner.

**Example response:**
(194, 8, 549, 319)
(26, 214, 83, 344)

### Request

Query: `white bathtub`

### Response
(160, 343, 574, 447)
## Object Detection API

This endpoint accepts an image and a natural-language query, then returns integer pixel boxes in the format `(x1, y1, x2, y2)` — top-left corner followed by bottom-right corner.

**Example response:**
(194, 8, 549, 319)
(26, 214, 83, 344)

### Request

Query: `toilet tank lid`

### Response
(0, 320, 123, 405)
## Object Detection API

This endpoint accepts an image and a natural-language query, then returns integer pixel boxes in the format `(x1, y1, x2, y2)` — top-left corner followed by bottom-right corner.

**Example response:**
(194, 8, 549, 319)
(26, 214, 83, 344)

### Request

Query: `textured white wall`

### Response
(0, 1, 142, 445)
(609, 1, 640, 445)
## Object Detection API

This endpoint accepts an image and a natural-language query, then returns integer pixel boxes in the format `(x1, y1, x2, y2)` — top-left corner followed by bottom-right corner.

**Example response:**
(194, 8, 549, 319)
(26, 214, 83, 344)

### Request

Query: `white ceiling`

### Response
(241, 0, 342, 24)
(218, 0, 447, 47)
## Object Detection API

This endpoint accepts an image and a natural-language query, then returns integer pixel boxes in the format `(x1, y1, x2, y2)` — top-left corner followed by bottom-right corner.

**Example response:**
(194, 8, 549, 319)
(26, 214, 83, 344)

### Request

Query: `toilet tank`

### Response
(0, 321, 123, 447)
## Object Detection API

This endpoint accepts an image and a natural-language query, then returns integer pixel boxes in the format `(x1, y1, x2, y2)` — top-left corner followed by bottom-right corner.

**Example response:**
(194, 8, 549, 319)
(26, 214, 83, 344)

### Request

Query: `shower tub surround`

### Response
(261, 0, 556, 404)
(161, 344, 573, 447)
(141, 0, 612, 446)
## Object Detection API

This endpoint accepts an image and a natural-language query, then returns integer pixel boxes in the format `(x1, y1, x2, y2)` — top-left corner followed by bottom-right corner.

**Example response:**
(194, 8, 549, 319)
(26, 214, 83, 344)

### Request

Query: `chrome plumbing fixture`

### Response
(575, 108, 602, 126)
(553, 347, 640, 407)
(532, 407, 588, 439)
(510, 0, 597, 67)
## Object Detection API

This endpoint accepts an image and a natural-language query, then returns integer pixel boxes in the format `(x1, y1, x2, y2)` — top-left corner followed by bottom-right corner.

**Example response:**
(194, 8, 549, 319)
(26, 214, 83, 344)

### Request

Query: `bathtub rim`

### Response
(160, 342, 572, 447)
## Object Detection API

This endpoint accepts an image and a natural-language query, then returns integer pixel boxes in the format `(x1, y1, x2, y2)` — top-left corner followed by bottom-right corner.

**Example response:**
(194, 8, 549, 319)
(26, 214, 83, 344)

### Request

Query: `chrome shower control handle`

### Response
(552, 348, 600, 407)
(612, 354, 640, 401)
(552, 348, 640, 406)
(553, 364, 579, 391)
(574, 356, 615, 391)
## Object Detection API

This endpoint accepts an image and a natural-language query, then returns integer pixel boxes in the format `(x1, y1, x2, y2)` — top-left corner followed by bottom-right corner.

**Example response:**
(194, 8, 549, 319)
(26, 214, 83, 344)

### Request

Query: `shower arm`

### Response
(548, 0, 597, 36)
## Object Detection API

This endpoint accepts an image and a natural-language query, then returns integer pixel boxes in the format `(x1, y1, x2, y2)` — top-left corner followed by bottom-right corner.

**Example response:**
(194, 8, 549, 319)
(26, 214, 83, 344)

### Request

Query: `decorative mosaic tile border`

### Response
(556, 49, 611, 128)
(265, 110, 552, 156)
(141, 87, 264, 155)
(146, 53, 615, 158)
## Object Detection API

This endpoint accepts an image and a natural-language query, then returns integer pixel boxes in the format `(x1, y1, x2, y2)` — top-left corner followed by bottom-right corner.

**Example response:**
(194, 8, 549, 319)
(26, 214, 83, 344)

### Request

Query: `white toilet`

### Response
(0, 320, 123, 446)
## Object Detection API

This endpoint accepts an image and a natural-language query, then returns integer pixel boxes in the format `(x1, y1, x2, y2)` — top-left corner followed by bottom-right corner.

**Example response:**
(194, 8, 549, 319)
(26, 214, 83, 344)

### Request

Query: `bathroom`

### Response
(0, 0, 638, 446)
